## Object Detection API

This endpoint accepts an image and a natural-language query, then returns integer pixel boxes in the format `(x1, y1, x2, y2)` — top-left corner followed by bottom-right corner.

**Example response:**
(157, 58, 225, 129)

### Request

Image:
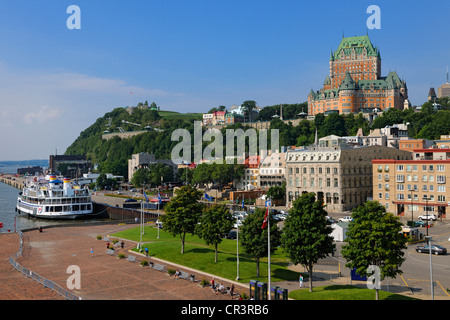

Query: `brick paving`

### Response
(1, 224, 248, 300)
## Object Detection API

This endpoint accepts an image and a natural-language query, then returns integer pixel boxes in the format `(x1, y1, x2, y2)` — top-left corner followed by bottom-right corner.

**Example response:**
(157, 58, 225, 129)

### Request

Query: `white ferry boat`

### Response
(16, 175, 93, 219)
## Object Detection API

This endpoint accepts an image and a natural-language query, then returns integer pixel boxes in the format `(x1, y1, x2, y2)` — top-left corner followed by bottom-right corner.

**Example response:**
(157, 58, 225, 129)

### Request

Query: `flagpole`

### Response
(268, 202, 271, 300)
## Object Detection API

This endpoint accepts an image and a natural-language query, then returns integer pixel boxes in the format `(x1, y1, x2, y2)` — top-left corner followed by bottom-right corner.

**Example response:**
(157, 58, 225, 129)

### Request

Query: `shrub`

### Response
(140, 260, 149, 266)
(117, 253, 126, 259)
(96, 235, 103, 240)
(200, 278, 209, 286)
(167, 268, 176, 276)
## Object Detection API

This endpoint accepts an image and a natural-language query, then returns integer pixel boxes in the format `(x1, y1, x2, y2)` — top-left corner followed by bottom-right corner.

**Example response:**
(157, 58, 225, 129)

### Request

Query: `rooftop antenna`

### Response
(447, 66, 449, 84)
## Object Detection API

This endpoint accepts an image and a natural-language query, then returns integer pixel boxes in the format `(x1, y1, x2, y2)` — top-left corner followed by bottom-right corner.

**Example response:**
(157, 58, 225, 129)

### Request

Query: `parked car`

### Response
(414, 220, 426, 227)
(417, 214, 437, 221)
(416, 244, 447, 255)
(339, 216, 353, 222)
(224, 230, 237, 239)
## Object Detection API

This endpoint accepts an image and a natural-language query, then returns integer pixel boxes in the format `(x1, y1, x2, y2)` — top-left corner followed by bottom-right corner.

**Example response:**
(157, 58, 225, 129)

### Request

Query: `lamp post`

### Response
(425, 236, 434, 300)
(424, 197, 430, 237)
(236, 214, 240, 281)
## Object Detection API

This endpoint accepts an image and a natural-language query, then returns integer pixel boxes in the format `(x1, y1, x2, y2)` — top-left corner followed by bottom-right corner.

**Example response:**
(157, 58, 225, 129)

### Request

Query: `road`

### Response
(326, 211, 450, 299)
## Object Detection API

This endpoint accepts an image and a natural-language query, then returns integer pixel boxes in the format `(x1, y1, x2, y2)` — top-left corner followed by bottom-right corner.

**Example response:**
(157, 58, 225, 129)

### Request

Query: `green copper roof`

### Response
(332, 35, 379, 60)
(340, 72, 357, 90)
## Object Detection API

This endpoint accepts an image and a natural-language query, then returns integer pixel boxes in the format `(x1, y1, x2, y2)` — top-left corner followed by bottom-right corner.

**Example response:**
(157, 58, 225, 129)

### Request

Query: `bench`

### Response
(126, 255, 137, 262)
(153, 263, 166, 272)
(179, 271, 190, 280)
(106, 249, 115, 255)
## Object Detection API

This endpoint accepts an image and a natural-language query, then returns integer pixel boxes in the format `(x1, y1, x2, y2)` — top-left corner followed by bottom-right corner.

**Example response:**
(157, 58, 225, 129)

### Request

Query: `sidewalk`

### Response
(7, 223, 247, 300)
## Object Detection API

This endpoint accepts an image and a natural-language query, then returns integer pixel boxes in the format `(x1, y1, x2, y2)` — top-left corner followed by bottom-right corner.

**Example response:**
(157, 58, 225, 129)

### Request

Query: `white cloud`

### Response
(24, 105, 63, 124)
(0, 63, 181, 160)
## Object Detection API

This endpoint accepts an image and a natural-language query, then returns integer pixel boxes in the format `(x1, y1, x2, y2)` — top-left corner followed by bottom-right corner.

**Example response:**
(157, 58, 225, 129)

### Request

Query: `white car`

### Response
(339, 216, 353, 222)
(418, 214, 437, 221)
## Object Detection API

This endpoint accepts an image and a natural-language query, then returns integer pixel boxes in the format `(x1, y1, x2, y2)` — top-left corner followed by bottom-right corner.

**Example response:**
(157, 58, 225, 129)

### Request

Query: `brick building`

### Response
(308, 35, 408, 116)
(372, 148, 450, 219)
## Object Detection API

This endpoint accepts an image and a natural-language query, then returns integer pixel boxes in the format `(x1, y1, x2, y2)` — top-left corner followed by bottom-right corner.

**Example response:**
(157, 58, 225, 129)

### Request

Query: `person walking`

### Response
(144, 246, 149, 257)
(90, 247, 94, 257)
(299, 275, 303, 288)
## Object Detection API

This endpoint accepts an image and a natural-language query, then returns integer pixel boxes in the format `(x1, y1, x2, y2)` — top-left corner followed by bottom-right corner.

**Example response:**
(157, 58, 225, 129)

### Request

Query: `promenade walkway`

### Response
(2, 224, 248, 300)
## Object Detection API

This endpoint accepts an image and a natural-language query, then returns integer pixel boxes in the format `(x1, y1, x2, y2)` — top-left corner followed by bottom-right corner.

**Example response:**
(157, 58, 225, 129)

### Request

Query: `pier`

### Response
(0, 174, 25, 190)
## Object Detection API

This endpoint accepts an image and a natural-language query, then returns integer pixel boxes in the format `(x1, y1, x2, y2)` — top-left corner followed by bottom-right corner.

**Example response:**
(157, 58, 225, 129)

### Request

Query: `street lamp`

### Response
(236, 214, 240, 281)
(424, 197, 430, 237)
(425, 236, 434, 300)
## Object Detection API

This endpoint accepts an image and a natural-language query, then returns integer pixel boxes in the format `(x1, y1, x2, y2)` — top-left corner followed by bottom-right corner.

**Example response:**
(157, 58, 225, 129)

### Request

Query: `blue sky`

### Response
(0, 0, 449, 160)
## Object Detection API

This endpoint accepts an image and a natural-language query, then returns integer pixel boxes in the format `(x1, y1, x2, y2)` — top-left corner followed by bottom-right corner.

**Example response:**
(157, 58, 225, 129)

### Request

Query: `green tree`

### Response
(266, 183, 286, 201)
(195, 204, 234, 263)
(241, 100, 257, 122)
(160, 185, 204, 254)
(240, 207, 281, 277)
(281, 193, 335, 292)
(341, 201, 407, 300)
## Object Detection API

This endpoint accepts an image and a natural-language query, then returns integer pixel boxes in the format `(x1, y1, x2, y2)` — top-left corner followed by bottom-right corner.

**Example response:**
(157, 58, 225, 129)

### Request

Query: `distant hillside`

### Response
(64, 97, 450, 179)
(0, 160, 48, 167)
(64, 106, 201, 178)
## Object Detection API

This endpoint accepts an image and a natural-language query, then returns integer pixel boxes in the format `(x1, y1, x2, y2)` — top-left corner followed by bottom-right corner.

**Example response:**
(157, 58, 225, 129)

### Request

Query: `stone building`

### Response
(285, 139, 412, 213)
(258, 152, 286, 189)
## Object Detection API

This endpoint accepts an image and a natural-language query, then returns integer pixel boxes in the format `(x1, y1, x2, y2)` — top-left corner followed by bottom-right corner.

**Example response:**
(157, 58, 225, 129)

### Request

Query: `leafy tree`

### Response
(240, 207, 281, 277)
(195, 204, 233, 263)
(241, 100, 257, 122)
(281, 193, 335, 292)
(266, 183, 286, 201)
(95, 173, 118, 190)
(160, 185, 204, 254)
(341, 201, 407, 300)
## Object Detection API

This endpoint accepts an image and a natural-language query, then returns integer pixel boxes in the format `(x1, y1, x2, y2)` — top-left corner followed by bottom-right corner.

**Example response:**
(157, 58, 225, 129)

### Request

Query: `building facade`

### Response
(308, 35, 408, 116)
(285, 141, 411, 213)
(258, 152, 286, 189)
(372, 148, 450, 219)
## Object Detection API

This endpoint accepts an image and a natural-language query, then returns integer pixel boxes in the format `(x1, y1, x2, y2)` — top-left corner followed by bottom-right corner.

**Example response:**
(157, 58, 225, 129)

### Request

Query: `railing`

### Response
(9, 230, 82, 300)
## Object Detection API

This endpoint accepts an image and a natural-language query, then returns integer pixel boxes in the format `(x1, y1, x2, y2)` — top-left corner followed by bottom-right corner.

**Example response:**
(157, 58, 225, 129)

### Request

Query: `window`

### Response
(437, 195, 446, 202)
(437, 165, 445, 172)
(437, 175, 446, 184)
(396, 175, 404, 183)
(438, 185, 446, 192)
(422, 175, 428, 182)
(397, 193, 404, 200)
(397, 184, 404, 191)
(396, 165, 404, 171)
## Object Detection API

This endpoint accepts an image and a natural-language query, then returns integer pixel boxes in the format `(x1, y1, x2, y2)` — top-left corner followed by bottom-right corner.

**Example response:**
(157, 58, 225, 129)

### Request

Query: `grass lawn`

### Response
(289, 285, 420, 300)
(110, 224, 300, 284)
